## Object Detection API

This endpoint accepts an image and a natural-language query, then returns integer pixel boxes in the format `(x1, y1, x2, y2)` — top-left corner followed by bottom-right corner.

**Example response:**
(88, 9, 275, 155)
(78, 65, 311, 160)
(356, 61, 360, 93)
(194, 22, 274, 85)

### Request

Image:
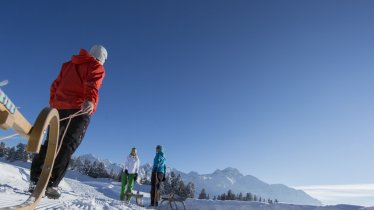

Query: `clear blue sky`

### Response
(1, 0, 374, 186)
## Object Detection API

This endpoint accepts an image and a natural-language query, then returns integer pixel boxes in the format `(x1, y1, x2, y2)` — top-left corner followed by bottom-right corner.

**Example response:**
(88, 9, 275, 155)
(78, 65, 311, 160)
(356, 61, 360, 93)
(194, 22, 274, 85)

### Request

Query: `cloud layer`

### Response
(295, 184, 374, 207)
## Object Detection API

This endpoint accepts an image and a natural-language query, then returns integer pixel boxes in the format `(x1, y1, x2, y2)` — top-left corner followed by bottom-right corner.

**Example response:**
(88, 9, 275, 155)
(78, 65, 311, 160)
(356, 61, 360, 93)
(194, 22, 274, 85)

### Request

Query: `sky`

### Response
(295, 184, 374, 206)
(1, 0, 374, 197)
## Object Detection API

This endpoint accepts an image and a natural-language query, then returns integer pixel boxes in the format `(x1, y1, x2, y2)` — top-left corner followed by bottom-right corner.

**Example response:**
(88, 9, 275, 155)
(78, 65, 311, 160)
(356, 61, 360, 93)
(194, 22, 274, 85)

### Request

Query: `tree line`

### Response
(161, 171, 195, 199)
(198, 188, 279, 204)
(68, 156, 120, 180)
(0, 142, 32, 162)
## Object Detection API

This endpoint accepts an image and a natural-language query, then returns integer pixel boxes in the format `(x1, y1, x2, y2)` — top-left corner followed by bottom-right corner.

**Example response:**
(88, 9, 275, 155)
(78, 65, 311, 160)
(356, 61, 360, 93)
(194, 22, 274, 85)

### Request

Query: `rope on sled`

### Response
(0, 110, 89, 146)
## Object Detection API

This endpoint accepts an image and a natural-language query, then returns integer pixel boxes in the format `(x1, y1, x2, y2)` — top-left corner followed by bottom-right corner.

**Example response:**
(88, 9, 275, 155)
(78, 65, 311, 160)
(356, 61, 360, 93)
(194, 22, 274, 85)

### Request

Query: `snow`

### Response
(184, 199, 368, 210)
(0, 160, 144, 210)
(1, 160, 374, 210)
(226, 176, 235, 185)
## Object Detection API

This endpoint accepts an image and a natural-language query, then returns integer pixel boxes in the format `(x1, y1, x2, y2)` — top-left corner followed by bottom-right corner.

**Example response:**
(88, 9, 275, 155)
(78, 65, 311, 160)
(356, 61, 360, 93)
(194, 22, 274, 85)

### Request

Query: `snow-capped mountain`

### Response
(175, 167, 321, 205)
(75, 154, 320, 205)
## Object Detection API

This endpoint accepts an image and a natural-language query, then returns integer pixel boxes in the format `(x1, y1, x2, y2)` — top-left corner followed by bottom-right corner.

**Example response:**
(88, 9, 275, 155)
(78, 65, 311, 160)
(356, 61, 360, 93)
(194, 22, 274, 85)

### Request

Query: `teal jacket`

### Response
(152, 151, 166, 174)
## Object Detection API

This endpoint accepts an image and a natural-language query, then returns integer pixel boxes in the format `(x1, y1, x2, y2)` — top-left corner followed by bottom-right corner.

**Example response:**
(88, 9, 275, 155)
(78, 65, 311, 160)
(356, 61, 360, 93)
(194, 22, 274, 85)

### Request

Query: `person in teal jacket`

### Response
(151, 145, 166, 207)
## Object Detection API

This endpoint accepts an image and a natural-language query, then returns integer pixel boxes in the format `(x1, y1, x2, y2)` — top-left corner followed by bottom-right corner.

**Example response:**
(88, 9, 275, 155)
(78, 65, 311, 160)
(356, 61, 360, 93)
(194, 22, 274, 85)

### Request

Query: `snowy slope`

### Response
(0, 160, 144, 210)
(185, 199, 371, 210)
(0, 160, 373, 210)
(76, 154, 320, 205)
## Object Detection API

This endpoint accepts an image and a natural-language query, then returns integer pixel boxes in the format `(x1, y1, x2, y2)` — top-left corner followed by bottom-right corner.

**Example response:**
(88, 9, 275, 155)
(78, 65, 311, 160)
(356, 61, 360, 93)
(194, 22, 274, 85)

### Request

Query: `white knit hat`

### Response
(89, 45, 108, 64)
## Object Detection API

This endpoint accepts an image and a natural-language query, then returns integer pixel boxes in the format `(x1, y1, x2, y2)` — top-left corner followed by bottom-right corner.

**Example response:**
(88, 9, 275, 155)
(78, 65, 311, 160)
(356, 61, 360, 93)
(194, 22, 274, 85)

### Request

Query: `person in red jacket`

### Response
(29, 45, 108, 199)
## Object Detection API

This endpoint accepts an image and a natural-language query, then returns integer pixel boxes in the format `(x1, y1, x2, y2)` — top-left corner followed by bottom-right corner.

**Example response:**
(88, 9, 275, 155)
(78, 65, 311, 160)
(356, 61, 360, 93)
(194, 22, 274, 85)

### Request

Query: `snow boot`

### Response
(28, 181, 36, 193)
(45, 187, 61, 199)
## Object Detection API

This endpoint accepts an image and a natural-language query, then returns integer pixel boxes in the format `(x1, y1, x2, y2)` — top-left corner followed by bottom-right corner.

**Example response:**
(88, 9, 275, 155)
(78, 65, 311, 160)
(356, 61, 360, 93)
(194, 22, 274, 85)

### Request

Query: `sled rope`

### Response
(0, 110, 89, 142)
(55, 109, 89, 155)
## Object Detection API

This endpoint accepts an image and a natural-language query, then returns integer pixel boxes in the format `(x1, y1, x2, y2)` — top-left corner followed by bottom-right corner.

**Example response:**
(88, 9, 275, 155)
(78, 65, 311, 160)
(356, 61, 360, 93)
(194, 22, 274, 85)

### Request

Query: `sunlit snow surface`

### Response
(0, 160, 373, 210)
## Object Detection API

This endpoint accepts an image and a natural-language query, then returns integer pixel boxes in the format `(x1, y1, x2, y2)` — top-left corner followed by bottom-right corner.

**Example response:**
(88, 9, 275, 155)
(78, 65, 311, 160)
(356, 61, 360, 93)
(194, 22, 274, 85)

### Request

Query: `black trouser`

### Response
(151, 172, 164, 206)
(30, 109, 90, 187)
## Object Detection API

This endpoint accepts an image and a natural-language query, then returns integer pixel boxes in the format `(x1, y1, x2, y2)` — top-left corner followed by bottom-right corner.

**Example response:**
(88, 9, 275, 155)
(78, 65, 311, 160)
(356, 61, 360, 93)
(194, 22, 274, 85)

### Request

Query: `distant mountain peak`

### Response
(213, 167, 242, 177)
(78, 153, 99, 162)
(222, 167, 242, 175)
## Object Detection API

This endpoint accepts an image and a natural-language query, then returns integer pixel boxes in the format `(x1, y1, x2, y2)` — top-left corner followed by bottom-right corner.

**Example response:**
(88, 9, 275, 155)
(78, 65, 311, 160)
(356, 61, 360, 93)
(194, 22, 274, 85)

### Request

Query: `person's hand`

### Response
(162, 175, 166, 182)
(125, 169, 128, 175)
(81, 100, 94, 115)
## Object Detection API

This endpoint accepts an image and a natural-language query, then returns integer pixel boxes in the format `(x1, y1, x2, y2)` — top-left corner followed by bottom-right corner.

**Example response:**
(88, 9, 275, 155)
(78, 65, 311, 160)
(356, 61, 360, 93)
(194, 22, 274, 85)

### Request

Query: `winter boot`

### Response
(45, 187, 61, 199)
(28, 181, 36, 193)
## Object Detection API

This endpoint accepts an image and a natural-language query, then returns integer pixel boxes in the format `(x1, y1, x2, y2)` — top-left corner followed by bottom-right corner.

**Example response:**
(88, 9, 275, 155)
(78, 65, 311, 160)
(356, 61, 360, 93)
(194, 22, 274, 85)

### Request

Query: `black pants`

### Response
(151, 172, 164, 206)
(30, 109, 90, 187)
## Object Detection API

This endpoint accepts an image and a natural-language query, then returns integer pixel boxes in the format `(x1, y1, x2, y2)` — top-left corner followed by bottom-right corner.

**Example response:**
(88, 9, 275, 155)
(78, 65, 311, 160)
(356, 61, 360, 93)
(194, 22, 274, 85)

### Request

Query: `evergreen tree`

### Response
(275, 199, 278, 203)
(80, 159, 92, 176)
(221, 193, 226, 200)
(6, 147, 16, 161)
(246, 192, 253, 201)
(227, 189, 235, 200)
(198, 188, 207, 199)
(74, 157, 85, 172)
(253, 195, 257, 201)
(238, 192, 243, 201)
(15, 143, 28, 161)
(96, 161, 109, 178)
(185, 182, 195, 198)
(0, 142, 6, 158)
(177, 180, 186, 197)
(160, 172, 194, 199)
(161, 174, 172, 194)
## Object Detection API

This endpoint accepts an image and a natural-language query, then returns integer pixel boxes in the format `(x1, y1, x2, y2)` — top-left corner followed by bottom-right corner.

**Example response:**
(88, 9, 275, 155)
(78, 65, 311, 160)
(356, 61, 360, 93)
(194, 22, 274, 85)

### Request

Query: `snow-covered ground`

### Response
(0, 160, 373, 210)
(0, 161, 144, 210)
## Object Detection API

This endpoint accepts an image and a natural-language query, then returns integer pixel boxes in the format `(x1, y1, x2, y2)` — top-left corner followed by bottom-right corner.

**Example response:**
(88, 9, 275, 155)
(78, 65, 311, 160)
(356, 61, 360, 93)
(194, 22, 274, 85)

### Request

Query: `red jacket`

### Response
(49, 49, 105, 113)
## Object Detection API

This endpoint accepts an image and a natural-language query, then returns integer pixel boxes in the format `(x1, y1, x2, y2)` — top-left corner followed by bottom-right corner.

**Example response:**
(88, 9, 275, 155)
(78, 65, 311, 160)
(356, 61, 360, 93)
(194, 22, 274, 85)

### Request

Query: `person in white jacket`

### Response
(120, 147, 140, 201)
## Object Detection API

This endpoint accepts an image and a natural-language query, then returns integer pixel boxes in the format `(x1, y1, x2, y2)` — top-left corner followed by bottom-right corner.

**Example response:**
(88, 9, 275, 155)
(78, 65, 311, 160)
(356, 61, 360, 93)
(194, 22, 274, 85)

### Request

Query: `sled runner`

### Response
(124, 192, 144, 207)
(0, 88, 60, 210)
(158, 193, 187, 210)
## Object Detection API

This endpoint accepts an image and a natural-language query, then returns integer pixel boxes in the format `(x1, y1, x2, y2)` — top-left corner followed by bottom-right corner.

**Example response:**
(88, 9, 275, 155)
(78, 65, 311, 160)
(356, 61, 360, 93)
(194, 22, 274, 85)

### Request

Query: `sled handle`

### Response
(0, 89, 32, 137)
(0, 88, 61, 210)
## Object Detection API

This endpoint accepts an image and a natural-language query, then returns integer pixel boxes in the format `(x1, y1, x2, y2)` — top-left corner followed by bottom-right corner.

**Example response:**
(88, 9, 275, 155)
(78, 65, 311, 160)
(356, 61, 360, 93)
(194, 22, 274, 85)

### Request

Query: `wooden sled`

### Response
(123, 192, 144, 207)
(158, 193, 187, 210)
(0, 88, 60, 210)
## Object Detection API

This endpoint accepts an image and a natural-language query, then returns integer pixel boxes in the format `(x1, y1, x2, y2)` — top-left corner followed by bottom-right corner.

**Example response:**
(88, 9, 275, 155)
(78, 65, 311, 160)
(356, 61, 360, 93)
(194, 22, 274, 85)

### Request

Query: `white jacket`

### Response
(124, 155, 140, 174)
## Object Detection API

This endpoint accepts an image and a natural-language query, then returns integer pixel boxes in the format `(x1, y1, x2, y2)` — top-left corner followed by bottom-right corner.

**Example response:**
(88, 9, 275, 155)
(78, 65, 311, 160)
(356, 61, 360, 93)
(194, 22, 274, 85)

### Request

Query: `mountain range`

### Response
(76, 153, 321, 205)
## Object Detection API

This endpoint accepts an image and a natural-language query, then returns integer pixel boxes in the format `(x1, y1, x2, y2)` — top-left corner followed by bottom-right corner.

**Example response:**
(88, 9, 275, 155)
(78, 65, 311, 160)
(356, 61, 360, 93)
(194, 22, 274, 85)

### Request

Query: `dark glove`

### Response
(125, 169, 128, 175)
(134, 173, 138, 182)
(162, 175, 166, 182)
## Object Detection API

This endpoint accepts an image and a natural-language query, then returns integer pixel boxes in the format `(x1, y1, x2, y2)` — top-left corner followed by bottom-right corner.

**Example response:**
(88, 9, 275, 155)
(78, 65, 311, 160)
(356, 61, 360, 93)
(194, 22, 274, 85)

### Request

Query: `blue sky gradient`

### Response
(1, 0, 374, 186)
